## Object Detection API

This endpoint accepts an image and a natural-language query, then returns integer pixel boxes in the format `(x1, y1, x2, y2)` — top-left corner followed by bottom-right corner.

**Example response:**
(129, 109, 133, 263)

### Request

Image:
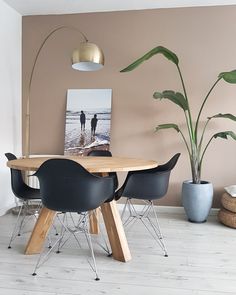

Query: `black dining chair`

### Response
(115, 153, 180, 257)
(32, 158, 115, 280)
(87, 150, 119, 191)
(5, 153, 41, 249)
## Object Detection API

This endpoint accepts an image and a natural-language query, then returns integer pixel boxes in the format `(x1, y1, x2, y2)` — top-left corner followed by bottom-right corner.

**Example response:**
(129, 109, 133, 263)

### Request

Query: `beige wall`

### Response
(22, 6, 236, 208)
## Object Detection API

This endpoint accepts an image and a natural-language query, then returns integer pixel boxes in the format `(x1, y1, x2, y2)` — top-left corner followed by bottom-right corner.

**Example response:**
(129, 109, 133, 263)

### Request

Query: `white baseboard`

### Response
(117, 203, 219, 216)
(1, 202, 219, 217)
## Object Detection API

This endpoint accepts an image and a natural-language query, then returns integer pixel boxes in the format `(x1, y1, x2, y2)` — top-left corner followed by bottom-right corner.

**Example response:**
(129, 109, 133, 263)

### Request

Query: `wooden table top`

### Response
(7, 156, 158, 173)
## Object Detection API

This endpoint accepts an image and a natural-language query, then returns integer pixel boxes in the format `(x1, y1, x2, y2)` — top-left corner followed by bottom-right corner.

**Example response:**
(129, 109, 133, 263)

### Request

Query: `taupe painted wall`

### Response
(22, 6, 236, 207)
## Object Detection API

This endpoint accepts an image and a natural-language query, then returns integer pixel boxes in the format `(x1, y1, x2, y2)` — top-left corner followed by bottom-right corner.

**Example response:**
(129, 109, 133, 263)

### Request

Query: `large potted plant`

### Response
(121, 46, 236, 223)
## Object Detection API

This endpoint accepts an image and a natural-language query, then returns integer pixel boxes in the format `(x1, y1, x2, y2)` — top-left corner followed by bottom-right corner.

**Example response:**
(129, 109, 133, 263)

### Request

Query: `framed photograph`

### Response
(64, 89, 112, 156)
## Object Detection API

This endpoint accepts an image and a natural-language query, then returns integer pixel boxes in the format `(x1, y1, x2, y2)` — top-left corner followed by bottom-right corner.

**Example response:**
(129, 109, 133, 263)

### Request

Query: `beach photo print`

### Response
(64, 89, 112, 156)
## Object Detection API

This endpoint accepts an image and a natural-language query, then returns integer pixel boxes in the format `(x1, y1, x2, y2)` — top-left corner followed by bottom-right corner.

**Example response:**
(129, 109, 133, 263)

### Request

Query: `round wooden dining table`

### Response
(7, 155, 157, 262)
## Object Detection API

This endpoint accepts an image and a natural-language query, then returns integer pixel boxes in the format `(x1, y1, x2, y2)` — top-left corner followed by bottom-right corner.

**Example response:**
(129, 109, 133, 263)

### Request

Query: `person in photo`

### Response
(91, 114, 98, 136)
(80, 110, 86, 131)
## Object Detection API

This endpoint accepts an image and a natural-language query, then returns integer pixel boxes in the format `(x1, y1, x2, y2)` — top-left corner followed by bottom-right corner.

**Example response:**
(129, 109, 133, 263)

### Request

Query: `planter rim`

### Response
(183, 180, 212, 186)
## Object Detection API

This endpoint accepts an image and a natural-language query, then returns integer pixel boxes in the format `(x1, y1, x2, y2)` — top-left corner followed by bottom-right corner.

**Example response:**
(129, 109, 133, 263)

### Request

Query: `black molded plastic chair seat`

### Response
(5, 152, 41, 249)
(34, 158, 114, 212)
(87, 150, 111, 157)
(115, 153, 180, 201)
(5, 153, 41, 200)
(115, 153, 180, 257)
(16, 186, 41, 200)
(87, 150, 119, 193)
(32, 158, 115, 280)
(116, 170, 171, 201)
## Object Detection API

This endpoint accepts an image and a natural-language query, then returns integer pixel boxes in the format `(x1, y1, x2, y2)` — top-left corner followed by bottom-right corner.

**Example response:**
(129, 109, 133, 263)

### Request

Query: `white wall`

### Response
(0, 0, 22, 215)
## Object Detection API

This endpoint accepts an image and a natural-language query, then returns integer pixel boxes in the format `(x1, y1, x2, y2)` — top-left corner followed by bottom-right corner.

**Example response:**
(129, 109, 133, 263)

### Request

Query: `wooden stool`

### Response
(218, 193, 236, 228)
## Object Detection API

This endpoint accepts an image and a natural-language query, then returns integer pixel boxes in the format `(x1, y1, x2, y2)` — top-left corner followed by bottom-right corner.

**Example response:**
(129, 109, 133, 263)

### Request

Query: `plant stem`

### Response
(199, 135, 214, 171)
(181, 129, 200, 183)
(179, 129, 191, 157)
(177, 65, 195, 142)
(184, 111, 194, 146)
(195, 77, 222, 142)
(177, 64, 200, 182)
(198, 118, 210, 154)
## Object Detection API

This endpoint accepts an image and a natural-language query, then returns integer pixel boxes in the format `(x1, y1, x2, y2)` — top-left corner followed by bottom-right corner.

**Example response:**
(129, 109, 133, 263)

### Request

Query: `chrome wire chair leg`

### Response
(8, 202, 24, 248)
(150, 202, 168, 256)
(33, 212, 101, 280)
(32, 230, 65, 276)
(32, 213, 66, 276)
(47, 233, 52, 249)
(56, 213, 67, 253)
(51, 223, 59, 236)
(55, 213, 86, 254)
(60, 212, 100, 280)
(20, 200, 42, 231)
(121, 198, 137, 228)
(33, 201, 42, 220)
(93, 209, 111, 256)
(56, 213, 83, 252)
(122, 199, 151, 232)
(8, 200, 44, 249)
(17, 200, 29, 236)
(82, 213, 100, 281)
(122, 199, 168, 257)
(139, 201, 168, 256)
(19, 201, 43, 236)
(121, 198, 129, 220)
(68, 213, 85, 250)
(150, 202, 163, 239)
(121, 198, 137, 230)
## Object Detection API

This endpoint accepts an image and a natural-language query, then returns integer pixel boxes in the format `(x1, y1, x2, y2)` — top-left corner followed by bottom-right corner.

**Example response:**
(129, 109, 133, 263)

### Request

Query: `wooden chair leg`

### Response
(25, 207, 56, 255)
(101, 200, 131, 262)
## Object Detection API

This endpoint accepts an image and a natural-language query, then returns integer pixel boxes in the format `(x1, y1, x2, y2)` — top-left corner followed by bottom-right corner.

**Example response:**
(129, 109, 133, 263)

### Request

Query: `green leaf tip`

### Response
(213, 131, 236, 140)
(120, 46, 178, 72)
(153, 90, 188, 111)
(155, 123, 180, 132)
(218, 70, 236, 83)
(208, 113, 236, 121)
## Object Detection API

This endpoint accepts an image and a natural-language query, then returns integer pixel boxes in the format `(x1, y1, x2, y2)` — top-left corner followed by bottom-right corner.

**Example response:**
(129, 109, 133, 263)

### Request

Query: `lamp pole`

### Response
(24, 25, 104, 158)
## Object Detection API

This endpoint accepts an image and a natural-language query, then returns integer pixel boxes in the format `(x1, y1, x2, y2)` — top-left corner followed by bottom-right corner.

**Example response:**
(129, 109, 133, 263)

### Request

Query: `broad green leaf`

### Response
(208, 113, 236, 121)
(155, 123, 180, 132)
(153, 90, 188, 111)
(218, 70, 236, 83)
(120, 46, 178, 72)
(213, 131, 236, 140)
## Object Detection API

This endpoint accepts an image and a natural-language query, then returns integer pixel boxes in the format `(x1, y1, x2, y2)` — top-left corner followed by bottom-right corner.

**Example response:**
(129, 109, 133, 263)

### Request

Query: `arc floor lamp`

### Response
(25, 25, 104, 158)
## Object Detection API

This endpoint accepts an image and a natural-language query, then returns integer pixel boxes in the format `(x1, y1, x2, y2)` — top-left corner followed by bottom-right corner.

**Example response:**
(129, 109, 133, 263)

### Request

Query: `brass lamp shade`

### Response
(72, 42, 104, 71)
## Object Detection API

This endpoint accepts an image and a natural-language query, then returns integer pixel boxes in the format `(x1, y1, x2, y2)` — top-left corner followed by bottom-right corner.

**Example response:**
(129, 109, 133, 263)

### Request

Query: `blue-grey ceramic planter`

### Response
(182, 180, 213, 223)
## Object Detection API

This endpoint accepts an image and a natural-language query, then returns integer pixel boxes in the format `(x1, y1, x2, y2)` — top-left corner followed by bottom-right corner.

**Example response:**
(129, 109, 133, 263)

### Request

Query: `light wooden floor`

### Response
(0, 209, 236, 295)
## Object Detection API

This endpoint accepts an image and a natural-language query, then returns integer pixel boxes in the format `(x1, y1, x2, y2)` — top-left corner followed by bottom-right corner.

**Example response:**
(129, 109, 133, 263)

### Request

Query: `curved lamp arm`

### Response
(25, 25, 104, 157)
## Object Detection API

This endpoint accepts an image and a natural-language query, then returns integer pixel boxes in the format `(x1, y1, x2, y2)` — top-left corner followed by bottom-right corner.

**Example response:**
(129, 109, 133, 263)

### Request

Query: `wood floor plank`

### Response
(0, 211, 236, 294)
(0, 288, 56, 295)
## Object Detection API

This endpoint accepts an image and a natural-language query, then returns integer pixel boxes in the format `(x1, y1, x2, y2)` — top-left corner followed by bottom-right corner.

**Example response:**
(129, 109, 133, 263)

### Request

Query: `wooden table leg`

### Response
(25, 207, 56, 255)
(101, 200, 131, 262)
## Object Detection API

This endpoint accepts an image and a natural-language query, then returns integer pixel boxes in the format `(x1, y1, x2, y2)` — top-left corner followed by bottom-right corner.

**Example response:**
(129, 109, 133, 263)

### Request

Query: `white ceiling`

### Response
(3, 0, 236, 16)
